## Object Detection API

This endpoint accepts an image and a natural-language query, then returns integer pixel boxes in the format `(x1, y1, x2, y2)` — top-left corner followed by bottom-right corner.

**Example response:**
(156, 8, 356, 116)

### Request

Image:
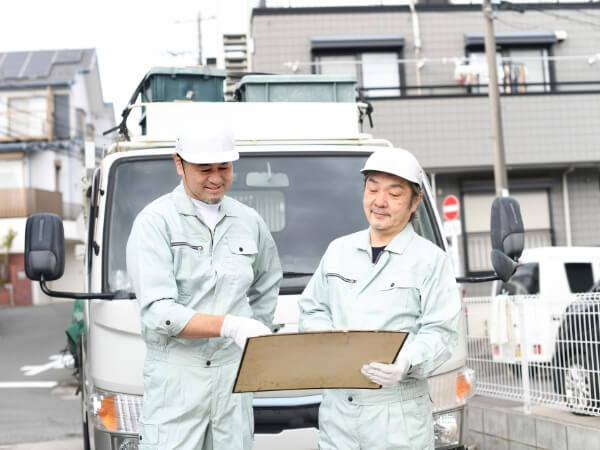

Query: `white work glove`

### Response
(220, 314, 272, 349)
(361, 350, 412, 387)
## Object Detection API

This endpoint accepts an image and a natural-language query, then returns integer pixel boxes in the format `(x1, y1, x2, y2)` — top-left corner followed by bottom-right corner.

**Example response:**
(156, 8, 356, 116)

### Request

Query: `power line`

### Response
(0, 101, 111, 141)
(533, 9, 599, 28)
(494, 16, 533, 32)
(572, 8, 600, 20)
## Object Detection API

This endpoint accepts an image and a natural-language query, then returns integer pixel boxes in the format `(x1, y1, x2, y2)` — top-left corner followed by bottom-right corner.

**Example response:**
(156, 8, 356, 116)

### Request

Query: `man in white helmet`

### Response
(299, 147, 460, 449)
(126, 126, 282, 450)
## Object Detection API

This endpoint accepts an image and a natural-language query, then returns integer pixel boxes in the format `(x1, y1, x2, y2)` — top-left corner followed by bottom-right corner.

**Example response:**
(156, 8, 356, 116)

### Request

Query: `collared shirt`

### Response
(299, 223, 460, 378)
(126, 183, 282, 365)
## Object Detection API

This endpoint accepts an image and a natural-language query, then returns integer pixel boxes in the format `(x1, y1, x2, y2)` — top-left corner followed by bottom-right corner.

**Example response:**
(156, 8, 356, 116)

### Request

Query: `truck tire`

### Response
(559, 351, 599, 415)
(76, 340, 91, 450)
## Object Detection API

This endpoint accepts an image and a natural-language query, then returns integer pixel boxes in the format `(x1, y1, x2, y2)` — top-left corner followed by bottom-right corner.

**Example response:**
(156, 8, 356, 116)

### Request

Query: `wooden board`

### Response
(233, 330, 408, 393)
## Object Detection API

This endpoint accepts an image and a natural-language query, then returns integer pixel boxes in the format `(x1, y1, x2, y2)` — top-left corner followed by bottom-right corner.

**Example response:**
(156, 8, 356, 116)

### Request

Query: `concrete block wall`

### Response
(465, 397, 600, 450)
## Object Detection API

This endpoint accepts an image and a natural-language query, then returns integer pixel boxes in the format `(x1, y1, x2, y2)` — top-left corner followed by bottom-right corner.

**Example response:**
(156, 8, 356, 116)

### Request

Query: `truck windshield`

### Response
(105, 153, 442, 292)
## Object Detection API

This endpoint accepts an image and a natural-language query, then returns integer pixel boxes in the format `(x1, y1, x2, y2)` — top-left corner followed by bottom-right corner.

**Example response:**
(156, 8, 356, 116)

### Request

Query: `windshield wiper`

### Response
(283, 271, 313, 278)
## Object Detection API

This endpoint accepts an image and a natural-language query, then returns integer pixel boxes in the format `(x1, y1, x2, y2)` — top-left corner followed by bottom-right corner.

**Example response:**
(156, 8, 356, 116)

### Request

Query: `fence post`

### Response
(518, 297, 532, 414)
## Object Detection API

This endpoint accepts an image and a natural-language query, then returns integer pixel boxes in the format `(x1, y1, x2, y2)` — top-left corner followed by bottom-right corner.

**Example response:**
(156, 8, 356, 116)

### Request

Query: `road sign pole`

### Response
(442, 195, 463, 277)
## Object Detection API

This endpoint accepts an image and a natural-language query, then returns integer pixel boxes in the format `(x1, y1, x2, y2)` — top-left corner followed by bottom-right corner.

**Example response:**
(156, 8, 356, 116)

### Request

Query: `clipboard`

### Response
(232, 330, 408, 393)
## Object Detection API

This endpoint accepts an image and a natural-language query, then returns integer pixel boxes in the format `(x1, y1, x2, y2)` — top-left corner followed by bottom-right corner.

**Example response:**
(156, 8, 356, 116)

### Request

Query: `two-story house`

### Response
(0, 48, 114, 305)
(249, 2, 600, 294)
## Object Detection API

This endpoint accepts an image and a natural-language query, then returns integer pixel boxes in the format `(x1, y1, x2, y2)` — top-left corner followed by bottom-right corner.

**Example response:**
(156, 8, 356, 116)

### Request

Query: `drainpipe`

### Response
(562, 167, 574, 246)
(408, 0, 423, 95)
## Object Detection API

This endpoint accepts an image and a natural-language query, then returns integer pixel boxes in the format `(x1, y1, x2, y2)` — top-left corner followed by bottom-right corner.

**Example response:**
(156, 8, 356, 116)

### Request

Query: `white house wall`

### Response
(28, 150, 56, 191)
(0, 158, 24, 189)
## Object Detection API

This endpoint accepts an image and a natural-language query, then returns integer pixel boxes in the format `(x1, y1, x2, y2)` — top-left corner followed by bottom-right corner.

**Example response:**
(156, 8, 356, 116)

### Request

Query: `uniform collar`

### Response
(355, 223, 416, 255)
(172, 182, 239, 217)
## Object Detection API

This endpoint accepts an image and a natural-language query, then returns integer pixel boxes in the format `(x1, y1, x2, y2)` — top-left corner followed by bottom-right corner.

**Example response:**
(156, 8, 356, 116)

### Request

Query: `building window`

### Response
(463, 189, 552, 274)
(53, 94, 70, 140)
(311, 35, 404, 98)
(6, 96, 47, 138)
(462, 32, 557, 94)
(76, 108, 86, 139)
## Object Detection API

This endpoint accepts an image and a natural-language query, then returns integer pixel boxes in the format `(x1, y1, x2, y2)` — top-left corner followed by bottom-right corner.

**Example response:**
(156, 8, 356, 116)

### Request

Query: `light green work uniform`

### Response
(126, 183, 282, 450)
(299, 224, 460, 450)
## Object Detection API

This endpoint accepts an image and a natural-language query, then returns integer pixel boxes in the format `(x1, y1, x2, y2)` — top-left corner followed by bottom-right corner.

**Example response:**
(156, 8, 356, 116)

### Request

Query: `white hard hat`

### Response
(175, 126, 239, 164)
(360, 148, 423, 186)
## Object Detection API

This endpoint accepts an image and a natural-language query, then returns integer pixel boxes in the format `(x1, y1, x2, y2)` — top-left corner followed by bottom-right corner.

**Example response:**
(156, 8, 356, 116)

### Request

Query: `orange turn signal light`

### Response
(98, 395, 118, 431)
(456, 370, 473, 402)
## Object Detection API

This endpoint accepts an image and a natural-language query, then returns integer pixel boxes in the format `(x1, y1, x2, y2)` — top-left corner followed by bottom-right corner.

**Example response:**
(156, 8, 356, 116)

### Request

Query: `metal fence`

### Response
(465, 293, 600, 416)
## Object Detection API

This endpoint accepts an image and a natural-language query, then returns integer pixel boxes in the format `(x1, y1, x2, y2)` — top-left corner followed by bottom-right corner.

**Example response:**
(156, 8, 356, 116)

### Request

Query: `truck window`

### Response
(104, 153, 442, 292)
(564, 262, 594, 293)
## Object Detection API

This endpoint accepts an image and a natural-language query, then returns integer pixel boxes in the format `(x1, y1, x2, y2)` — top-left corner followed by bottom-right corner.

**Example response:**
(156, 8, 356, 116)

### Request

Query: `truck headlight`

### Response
(434, 409, 462, 448)
(456, 367, 475, 404)
(111, 435, 139, 450)
(90, 388, 142, 434)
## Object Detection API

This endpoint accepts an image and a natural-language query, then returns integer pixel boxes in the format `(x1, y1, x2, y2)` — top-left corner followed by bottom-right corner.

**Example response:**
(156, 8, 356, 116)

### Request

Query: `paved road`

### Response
(0, 302, 82, 447)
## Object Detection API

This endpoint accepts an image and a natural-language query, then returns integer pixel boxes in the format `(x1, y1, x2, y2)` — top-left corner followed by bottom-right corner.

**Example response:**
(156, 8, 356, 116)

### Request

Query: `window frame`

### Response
(459, 178, 556, 276)
(311, 36, 405, 99)
(466, 43, 555, 94)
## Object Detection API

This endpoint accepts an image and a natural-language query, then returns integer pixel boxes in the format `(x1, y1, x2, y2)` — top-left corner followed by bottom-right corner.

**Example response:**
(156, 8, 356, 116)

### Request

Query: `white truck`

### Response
(23, 69, 523, 450)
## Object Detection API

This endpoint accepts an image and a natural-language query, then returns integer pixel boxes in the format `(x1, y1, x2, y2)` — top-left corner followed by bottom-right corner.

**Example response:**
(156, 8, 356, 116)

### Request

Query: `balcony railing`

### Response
(0, 188, 62, 219)
(358, 80, 600, 99)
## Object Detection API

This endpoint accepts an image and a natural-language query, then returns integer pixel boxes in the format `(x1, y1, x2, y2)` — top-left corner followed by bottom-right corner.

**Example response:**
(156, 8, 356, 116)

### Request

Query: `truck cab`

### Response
(24, 69, 523, 450)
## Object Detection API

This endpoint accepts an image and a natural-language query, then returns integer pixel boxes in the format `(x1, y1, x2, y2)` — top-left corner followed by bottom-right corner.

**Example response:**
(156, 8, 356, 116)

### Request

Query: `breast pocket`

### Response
(377, 273, 421, 314)
(170, 236, 209, 286)
(226, 237, 258, 282)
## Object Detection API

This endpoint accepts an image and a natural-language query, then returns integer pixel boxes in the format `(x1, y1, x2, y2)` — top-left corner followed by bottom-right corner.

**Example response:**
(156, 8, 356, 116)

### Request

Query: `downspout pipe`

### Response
(408, 0, 423, 95)
(562, 167, 574, 247)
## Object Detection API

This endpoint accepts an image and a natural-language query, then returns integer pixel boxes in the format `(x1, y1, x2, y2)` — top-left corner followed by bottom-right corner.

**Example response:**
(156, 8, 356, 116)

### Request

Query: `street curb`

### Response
(0, 440, 81, 450)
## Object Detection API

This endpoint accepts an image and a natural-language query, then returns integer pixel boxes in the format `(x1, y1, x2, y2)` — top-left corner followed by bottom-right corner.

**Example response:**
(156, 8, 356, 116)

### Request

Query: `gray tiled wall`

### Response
(251, 5, 600, 270)
(252, 6, 600, 86)
(251, 7, 600, 170)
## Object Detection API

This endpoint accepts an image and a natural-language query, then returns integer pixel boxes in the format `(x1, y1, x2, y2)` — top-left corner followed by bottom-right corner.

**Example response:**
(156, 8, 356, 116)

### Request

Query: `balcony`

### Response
(0, 188, 62, 218)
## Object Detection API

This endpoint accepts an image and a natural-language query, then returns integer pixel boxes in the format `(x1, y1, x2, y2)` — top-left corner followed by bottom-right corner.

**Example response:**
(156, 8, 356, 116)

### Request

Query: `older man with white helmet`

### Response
(126, 126, 282, 450)
(299, 147, 460, 449)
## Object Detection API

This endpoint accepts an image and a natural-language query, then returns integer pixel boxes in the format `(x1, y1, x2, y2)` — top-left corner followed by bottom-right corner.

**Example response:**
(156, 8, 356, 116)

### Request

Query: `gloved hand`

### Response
(361, 350, 412, 387)
(220, 314, 272, 349)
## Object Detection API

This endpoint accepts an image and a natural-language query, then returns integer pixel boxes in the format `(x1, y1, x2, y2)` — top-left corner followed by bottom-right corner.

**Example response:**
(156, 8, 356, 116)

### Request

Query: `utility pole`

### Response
(197, 11, 203, 65)
(483, 0, 509, 197)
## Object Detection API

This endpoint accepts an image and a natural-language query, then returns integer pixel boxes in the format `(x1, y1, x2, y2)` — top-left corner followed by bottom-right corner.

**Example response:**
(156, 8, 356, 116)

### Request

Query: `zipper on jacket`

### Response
(193, 216, 214, 258)
(326, 273, 356, 283)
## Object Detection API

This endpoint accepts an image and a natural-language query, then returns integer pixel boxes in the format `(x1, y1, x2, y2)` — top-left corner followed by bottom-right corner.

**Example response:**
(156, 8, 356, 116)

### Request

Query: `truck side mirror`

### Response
(24, 213, 65, 282)
(490, 197, 524, 282)
(24, 212, 130, 300)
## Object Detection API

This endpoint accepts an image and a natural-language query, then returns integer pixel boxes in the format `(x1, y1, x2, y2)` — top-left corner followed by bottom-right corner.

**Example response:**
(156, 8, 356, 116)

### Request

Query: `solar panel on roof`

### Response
(55, 49, 83, 64)
(22, 50, 54, 79)
(0, 52, 28, 79)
